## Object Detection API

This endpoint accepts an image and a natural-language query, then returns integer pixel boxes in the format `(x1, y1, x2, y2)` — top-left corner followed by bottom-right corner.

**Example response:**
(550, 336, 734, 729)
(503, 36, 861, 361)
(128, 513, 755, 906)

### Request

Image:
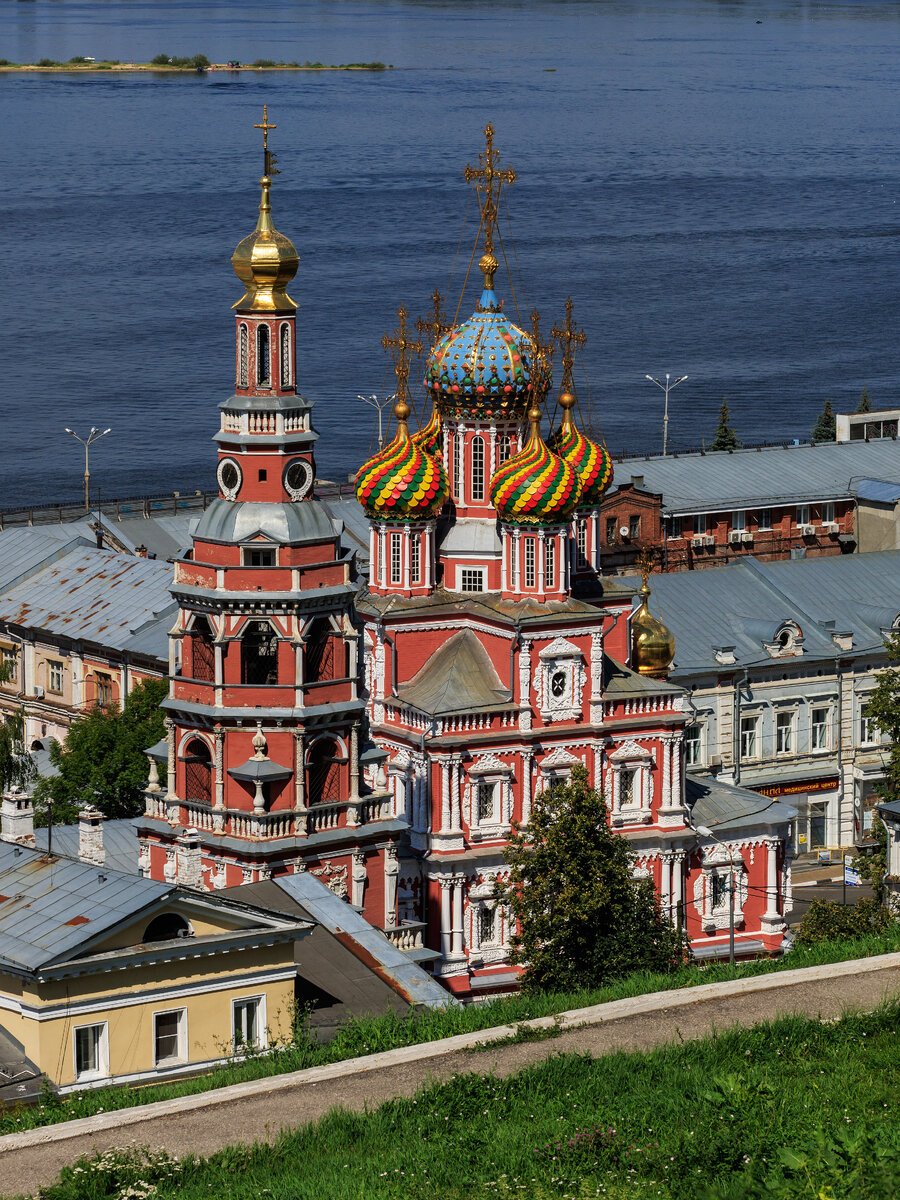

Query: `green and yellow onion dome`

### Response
(412, 404, 443, 458)
(548, 392, 614, 507)
(424, 257, 535, 420)
(355, 400, 449, 522)
(490, 404, 581, 526)
(631, 580, 676, 678)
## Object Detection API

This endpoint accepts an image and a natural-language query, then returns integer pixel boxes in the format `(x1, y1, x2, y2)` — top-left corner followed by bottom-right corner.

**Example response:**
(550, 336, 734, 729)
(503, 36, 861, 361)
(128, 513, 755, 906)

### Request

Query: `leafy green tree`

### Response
(494, 766, 688, 994)
(811, 399, 836, 444)
(0, 661, 36, 794)
(852, 630, 900, 890)
(710, 400, 741, 451)
(856, 387, 871, 414)
(35, 677, 167, 824)
(793, 896, 893, 947)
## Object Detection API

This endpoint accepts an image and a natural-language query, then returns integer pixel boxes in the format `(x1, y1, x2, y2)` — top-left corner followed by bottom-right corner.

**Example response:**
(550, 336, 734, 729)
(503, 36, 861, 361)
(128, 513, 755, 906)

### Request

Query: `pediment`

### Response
(538, 637, 582, 661)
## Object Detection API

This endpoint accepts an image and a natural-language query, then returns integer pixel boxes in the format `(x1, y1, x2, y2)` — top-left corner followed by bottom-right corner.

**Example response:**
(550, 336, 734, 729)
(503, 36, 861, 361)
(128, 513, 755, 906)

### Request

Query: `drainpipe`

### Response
(835, 650, 844, 846)
(733, 669, 749, 785)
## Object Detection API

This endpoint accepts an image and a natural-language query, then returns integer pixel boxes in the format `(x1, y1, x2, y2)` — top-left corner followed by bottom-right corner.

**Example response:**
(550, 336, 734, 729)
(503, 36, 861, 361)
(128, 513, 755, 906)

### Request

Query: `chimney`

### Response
(176, 828, 203, 889)
(631, 475, 645, 488)
(1, 790, 36, 847)
(78, 807, 105, 866)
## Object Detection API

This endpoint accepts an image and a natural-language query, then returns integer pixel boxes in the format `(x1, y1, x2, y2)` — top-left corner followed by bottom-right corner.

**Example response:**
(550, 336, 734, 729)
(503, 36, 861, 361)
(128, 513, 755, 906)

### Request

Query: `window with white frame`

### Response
(0, 647, 18, 682)
(694, 513, 707, 536)
(460, 567, 485, 593)
(478, 904, 496, 944)
(776, 710, 794, 755)
(732, 510, 746, 532)
(607, 739, 652, 823)
(467, 757, 513, 838)
(48, 660, 64, 694)
(476, 781, 496, 823)
(860, 702, 879, 746)
(239, 324, 249, 388)
(256, 325, 270, 386)
(576, 518, 587, 563)
(279, 323, 291, 388)
(740, 714, 759, 759)
(390, 532, 402, 585)
(497, 436, 511, 466)
(669, 515, 683, 539)
(545, 538, 555, 589)
(467, 871, 508, 965)
(233, 997, 265, 1050)
(811, 706, 830, 751)
(96, 672, 113, 708)
(453, 433, 462, 501)
(524, 538, 536, 588)
(410, 534, 421, 585)
(620, 767, 636, 805)
(796, 504, 810, 527)
(822, 501, 835, 524)
(153, 1009, 186, 1066)
(685, 723, 702, 766)
(757, 508, 772, 530)
(74, 1022, 108, 1081)
(471, 435, 485, 501)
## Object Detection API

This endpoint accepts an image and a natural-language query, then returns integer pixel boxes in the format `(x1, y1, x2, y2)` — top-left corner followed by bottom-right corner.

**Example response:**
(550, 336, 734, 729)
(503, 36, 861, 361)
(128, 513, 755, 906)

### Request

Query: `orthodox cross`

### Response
(551, 297, 587, 393)
(529, 308, 554, 396)
(637, 547, 656, 586)
(415, 289, 452, 349)
(254, 105, 279, 176)
(382, 305, 423, 404)
(463, 123, 517, 258)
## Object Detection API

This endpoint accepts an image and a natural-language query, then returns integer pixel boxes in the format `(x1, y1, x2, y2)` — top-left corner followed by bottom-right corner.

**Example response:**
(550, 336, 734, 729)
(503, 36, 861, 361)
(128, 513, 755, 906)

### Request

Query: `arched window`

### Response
(143, 913, 192, 942)
(497, 437, 511, 466)
(546, 537, 555, 589)
(280, 323, 291, 388)
(306, 618, 344, 682)
(191, 616, 215, 683)
(183, 738, 212, 806)
(256, 324, 270, 386)
(308, 738, 342, 804)
(241, 620, 279, 686)
(470, 435, 485, 501)
(239, 324, 249, 388)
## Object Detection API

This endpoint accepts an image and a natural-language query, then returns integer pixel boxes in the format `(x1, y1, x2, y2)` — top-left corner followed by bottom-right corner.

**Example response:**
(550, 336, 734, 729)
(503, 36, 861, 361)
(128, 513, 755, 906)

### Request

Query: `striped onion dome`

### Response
(413, 404, 443, 458)
(424, 275, 535, 421)
(548, 393, 613, 507)
(490, 405, 581, 526)
(355, 401, 449, 522)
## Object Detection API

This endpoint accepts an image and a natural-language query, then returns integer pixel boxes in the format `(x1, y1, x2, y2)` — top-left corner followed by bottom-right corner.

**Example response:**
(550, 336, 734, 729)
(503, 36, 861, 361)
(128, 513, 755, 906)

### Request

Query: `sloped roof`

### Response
(194, 499, 337, 546)
(687, 774, 798, 832)
(397, 629, 512, 715)
(602, 654, 683, 698)
(33, 818, 142, 875)
(0, 527, 92, 594)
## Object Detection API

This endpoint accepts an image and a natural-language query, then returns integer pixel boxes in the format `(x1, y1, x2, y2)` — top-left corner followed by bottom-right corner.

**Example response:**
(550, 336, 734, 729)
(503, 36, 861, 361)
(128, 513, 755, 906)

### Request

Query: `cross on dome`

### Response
(254, 105, 279, 176)
(529, 308, 554, 401)
(464, 123, 517, 278)
(551, 297, 587, 395)
(382, 304, 423, 413)
(415, 289, 452, 350)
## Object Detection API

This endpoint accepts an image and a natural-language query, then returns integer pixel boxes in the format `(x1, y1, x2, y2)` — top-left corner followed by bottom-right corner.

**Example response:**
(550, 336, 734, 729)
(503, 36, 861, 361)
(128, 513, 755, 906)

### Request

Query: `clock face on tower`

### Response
(217, 457, 242, 500)
(283, 457, 314, 501)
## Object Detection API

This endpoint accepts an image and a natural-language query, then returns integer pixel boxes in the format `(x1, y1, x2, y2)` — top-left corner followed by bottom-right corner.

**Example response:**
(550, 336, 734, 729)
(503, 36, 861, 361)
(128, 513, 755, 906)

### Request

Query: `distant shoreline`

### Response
(0, 61, 392, 74)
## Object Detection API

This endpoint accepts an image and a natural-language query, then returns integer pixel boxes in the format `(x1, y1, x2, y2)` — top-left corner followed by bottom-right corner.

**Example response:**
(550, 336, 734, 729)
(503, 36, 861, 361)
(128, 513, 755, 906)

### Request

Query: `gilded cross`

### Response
(551, 297, 587, 393)
(415, 289, 452, 349)
(254, 105, 280, 175)
(637, 547, 656, 586)
(529, 308, 554, 397)
(382, 305, 423, 403)
(463, 123, 517, 257)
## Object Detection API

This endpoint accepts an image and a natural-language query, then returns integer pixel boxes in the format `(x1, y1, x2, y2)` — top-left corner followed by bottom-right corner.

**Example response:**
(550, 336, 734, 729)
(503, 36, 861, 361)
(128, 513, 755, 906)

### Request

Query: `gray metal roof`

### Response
(194, 499, 338, 546)
(0, 545, 176, 658)
(397, 628, 512, 715)
(33, 818, 142, 875)
(614, 439, 900, 513)
(633, 550, 900, 674)
(0, 841, 170, 973)
(102, 514, 197, 561)
(854, 478, 900, 505)
(0, 527, 93, 594)
(687, 774, 798, 833)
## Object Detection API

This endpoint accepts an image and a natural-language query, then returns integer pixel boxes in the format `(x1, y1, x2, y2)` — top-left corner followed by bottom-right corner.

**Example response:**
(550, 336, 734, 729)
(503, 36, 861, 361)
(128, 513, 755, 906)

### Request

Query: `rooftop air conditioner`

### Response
(741, 531, 753, 543)
(800, 524, 816, 537)
(824, 521, 839, 534)
(728, 530, 742, 545)
(702, 536, 715, 547)
(691, 535, 705, 546)
(32, 686, 44, 699)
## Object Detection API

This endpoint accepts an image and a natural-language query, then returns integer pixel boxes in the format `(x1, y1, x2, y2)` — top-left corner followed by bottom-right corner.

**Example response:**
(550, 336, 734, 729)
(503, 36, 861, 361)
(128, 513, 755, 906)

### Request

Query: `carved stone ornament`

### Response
(608, 738, 652, 762)
(539, 745, 583, 772)
(312, 859, 349, 899)
(469, 753, 512, 778)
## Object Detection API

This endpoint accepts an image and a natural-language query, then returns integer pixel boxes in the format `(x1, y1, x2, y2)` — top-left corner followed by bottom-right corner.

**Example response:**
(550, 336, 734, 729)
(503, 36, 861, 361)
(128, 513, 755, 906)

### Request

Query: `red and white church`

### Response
(140, 118, 795, 999)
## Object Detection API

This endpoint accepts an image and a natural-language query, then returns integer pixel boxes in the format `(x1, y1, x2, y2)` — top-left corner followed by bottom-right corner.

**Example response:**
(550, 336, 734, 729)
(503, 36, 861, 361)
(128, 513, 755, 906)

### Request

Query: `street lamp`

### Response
(65, 426, 111, 513)
(359, 394, 396, 451)
(644, 374, 688, 457)
(693, 822, 736, 966)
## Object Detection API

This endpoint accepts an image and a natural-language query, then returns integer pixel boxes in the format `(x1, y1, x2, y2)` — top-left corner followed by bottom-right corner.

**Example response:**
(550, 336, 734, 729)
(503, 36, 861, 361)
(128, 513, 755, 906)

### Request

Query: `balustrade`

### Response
(383, 921, 425, 951)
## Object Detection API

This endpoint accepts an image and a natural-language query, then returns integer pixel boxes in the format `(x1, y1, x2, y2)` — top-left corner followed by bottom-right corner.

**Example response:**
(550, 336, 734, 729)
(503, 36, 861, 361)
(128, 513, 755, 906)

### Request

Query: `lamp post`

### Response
(645, 374, 688, 457)
(693, 822, 736, 966)
(65, 427, 111, 513)
(359, 394, 396, 451)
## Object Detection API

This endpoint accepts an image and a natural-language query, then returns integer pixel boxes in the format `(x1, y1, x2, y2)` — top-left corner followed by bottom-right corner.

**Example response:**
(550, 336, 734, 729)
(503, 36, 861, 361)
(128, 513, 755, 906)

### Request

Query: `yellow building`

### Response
(0, 830, 308, 1092)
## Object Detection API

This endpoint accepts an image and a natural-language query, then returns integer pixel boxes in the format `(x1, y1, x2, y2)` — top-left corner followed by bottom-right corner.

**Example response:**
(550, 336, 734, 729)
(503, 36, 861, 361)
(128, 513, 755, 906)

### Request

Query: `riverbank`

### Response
(0, 59, 391, 73)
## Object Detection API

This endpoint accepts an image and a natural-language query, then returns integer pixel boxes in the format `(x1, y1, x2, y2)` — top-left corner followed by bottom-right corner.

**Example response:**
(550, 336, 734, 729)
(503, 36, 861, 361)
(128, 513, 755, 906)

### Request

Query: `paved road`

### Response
(3, 959, 900, 1198)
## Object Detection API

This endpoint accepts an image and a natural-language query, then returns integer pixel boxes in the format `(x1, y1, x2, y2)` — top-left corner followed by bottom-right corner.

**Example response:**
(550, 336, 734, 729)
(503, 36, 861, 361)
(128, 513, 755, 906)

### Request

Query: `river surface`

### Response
(1, 0, 899, 508)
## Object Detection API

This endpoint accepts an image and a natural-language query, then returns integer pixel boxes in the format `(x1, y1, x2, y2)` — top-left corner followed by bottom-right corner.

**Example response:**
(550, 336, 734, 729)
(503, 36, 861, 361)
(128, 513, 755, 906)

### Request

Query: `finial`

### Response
(551, 297, 587, 397)
(529, 308, 554, 401)
(464, 123, 517, 285)
(527, 402, 543, 428)
(415, 289, 452, 349)
(251, 721, 268, 760)
(382, 304, 423, 409)
(637, 547, 655, 593)
(254, 105, 280, 177)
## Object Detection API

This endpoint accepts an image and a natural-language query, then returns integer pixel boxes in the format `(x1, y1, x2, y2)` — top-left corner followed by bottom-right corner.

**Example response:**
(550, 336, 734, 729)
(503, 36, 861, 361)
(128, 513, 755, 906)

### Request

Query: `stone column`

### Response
(672, 851, 686, 930)
(660, 734, 672, 810)
(439, 757, 451, 830)
(293, 728, 307, 835)
(659, 852, 673, 922)
(437, 876, 453, 959)
(451, 873, 466, 957)
(518, 638, 532, 732)
(521, 748, 533, 825)
(164, 716, 177, 824)
(537, 529, 545, 595)
(213, 724, 225, 833)
(347, 721, 361, 826)
(384, 843, 399, 928)
(589, 631, 604, 724)
(351, 850, 367, 908)
(761, 837, 782, 931)
(450, 755, 462, 831)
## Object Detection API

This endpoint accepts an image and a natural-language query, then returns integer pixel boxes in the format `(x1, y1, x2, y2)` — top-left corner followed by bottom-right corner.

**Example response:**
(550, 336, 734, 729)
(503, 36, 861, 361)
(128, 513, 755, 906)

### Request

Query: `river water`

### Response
(1, 0, 899, 508)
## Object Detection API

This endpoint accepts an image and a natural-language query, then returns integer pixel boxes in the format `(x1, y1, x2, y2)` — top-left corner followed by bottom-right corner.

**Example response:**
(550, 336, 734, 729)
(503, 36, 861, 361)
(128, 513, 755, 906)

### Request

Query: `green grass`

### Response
(2, 927, 900, 1140)
(20, 1003, 900, 1200)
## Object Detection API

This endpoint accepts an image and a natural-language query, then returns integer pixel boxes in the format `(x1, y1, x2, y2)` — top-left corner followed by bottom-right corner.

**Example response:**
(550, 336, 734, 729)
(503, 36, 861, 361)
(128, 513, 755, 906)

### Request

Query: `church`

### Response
(139, 114, 796, 999)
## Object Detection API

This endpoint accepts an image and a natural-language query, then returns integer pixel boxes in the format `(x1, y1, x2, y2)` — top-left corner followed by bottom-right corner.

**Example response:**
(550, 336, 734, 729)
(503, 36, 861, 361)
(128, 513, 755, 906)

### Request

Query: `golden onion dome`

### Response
(490, 404, 581, 526)
(631, 578, 676, 679)
(355, 399, 449, 523)
(548, 392, 614, 507)
(231, 173, 299, 313)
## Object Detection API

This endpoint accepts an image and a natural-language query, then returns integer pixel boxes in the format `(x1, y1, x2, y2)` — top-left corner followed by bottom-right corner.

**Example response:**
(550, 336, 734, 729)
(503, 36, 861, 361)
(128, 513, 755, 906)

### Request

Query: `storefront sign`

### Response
(755, 777, 839, 799)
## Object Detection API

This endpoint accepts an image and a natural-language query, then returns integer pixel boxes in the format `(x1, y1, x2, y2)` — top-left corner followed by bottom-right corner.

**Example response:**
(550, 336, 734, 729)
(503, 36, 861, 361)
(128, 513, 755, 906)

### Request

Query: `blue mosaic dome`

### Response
(424, 281, 537, 421)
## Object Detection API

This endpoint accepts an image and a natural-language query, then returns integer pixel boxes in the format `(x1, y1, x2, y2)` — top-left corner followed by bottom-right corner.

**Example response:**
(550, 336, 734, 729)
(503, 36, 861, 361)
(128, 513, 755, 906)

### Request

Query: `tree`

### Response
(0, 662, 36, 794)
(710, 400, 741, 452)
(494, 766, 688, 994)
(35, 677, 167, 824)
(853, 630, 900, 891)
(856, 387, 871, 414)
(811, 399, 836, 444)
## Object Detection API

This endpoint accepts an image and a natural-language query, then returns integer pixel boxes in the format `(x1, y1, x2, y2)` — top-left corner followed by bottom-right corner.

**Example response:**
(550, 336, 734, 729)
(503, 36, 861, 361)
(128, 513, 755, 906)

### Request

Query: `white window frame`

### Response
(796, 504, 810, 527)
(684, 722, 703, 767)
(409, 533, 421, 585)
(232, 994, 267, 1052)
(576, 518, 587, 560)
(694, 513, 707, 536)
(524, 538, 535, 588)
(48, 660, 64, 694)
(669, 515, 683, 540)
(470, 435, 485, 502)
(757, 508, 772, 530)
(732, 510, 746, 533)
(73, 1021, 109, 1082)
(545, 537, 555, 590)
(822, 501, 835, 524)
(740, 714, 759, 760)
(859, 700, 879, 746)
(775, 709, 795, 755)
(467, 758, 513, 840)
(459, 567, 486, 593)
(810, 706, 830, 752)
(390, 532, 403, 586)
(153, 1007, 187, 1067)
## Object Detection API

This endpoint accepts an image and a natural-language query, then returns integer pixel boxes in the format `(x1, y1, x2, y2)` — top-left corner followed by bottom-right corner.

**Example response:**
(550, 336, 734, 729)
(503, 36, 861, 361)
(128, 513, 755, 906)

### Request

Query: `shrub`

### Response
(793, 896, 895, 947)
(37, 58, 59, 67)
(190, 53, 209, 69)
(68, 56, 88, 64)
(150, 53, 171, 65)
(252, 58, 276, 67)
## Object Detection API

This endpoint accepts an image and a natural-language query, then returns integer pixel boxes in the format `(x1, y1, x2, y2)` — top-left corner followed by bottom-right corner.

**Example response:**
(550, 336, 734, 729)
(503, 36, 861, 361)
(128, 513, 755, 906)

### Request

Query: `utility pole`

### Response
(359, 394, 396, 451)
(645, 374, 688, 457)
(65, 427, 111, 513)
